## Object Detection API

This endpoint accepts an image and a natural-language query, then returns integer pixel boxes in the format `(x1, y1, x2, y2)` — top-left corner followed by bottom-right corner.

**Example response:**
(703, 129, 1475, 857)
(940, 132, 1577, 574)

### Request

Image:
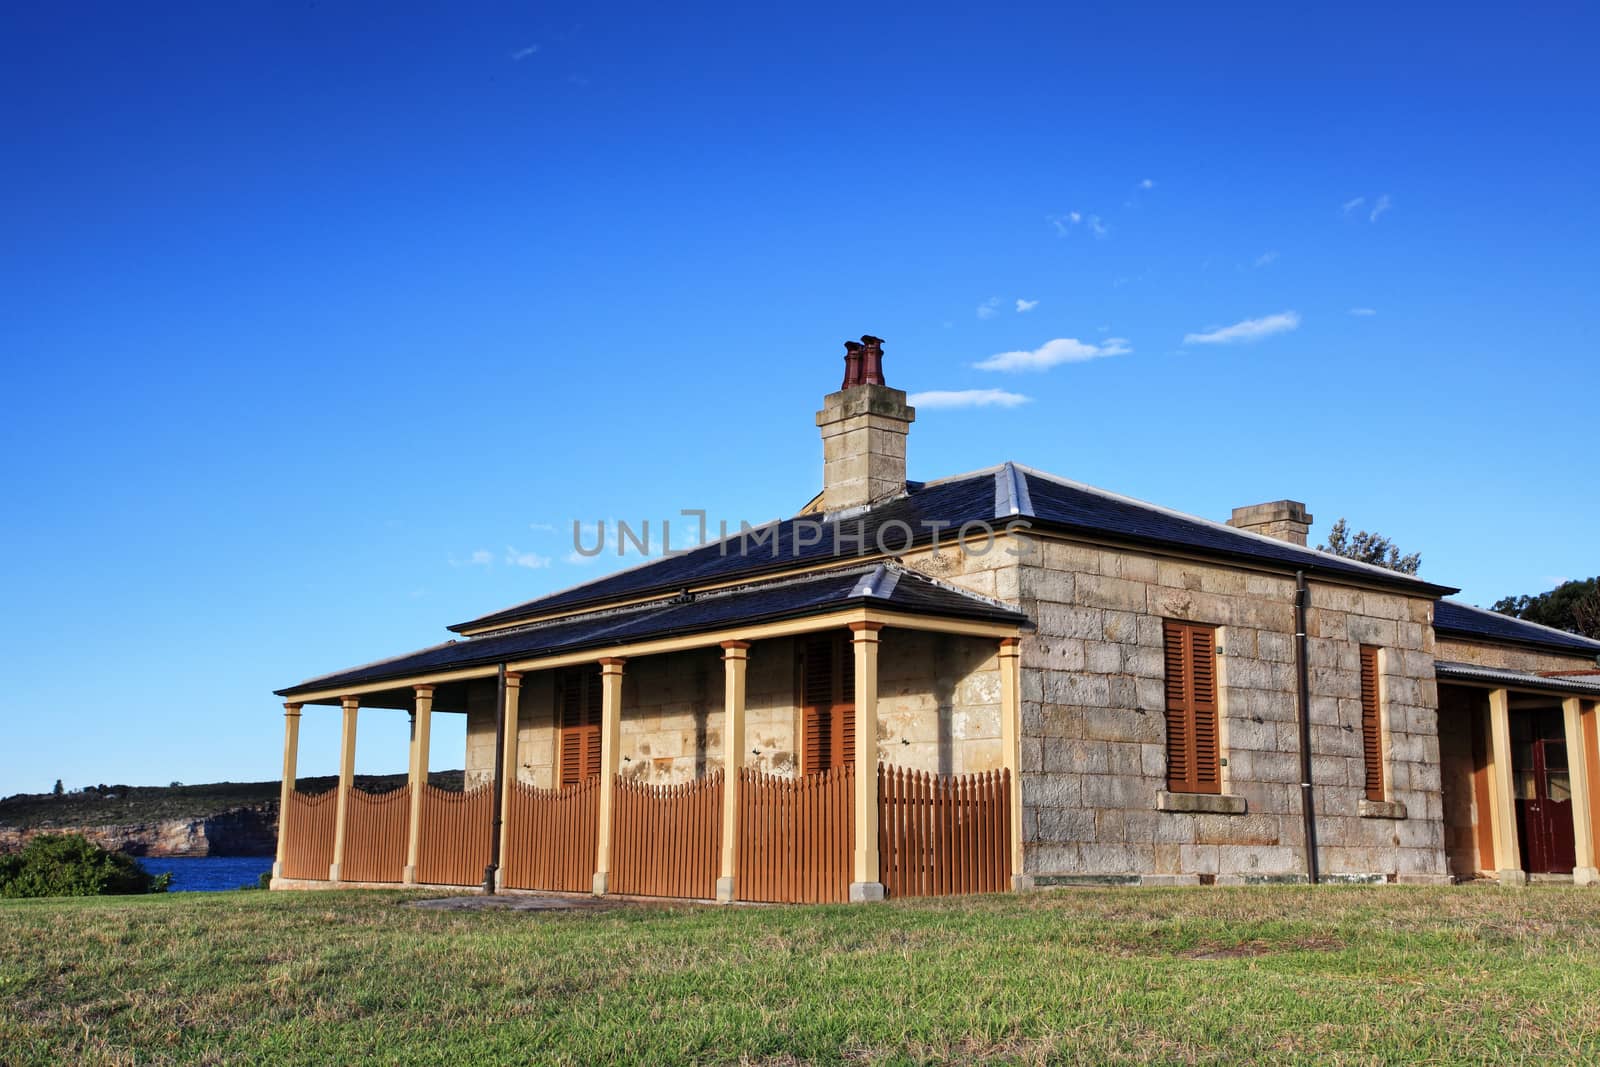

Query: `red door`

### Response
(1514, 709, 1577, 875)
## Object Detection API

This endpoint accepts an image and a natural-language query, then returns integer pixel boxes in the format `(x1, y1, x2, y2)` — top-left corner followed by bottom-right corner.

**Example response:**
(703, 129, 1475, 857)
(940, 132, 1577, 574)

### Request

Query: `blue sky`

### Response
(3, 5, 1597, 792)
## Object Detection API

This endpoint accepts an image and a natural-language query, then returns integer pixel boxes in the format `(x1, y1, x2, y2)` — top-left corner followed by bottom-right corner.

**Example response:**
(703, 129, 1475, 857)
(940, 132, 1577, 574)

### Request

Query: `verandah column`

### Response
(998, 637, 1026, 889)
(497, 672, 524, 890)
(272, 702, 302, 881)
(329, 695, 359, 882)
(1485, 688, 1525, 885)
(849, 622, 884, 902)
(1562, 696, 1598, 886)
(404, 685, 433, 885)
(716, 641, 751, 904)
(592, 658, 626, 895)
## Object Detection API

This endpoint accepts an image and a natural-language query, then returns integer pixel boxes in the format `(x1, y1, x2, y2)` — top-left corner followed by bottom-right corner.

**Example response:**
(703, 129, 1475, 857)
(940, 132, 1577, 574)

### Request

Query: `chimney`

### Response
(816, 335, 915, 513)
(1227, 500, 1313, 545)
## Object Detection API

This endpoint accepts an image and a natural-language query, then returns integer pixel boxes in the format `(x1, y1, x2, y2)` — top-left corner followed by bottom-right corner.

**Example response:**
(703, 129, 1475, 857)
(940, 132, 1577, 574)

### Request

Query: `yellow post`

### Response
(1486, 688, 1525, 885)
(1563, 696, 1598, 886)
(404, 685, 433, 885)
(497, 672, 523, 890)
(330, 695, 359, 882)
(717, 641, 750, 903)
(272, 703, 302, 882)
(849, 622, 884, 902)
(593, 658, 626, 895)
(998, 637, 1026, 889)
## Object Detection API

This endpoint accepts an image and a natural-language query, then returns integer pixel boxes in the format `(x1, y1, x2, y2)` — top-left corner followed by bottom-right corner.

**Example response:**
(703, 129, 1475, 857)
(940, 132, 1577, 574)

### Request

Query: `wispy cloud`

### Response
(1348, 307, 1377, 317)
(1015, 298, 1039, 313)
(528, 521, 556, 533)
(1087, 214, 1108, 237)
(1369, 194, 1392, 222)
(511, 44, 540, 61)
(1138, 178, 1155, 190)
(505, 546, 551, 569)
(908, 388, 1031, 409)
(1183, 311, 1301, 345)
(450, 549, 495, 568)
(975, 336, 1131, 372)
(976, 296, 1001, 320)
(1342, 196, 1366, 215)
(1254, 250, 1279, 268)
(1046, 210, 1088, 237)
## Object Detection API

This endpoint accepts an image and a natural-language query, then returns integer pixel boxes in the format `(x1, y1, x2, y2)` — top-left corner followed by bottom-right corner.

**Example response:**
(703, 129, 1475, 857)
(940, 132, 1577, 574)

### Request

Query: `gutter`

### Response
(1294, 571, 1319, 885)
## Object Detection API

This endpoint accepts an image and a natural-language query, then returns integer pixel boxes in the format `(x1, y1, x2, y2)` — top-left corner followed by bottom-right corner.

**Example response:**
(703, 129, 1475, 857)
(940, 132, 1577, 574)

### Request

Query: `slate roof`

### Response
(1435, 661, 1600, 697)
(276, 564, 1027, 697)
(1434, 599, 1600, 657)
(452, 462, 1456, 632)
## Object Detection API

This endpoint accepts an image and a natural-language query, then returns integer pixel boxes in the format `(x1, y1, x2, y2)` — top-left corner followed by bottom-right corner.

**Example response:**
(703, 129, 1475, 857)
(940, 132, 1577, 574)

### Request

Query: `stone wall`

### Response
(1436, 637, 1598, 674)
(461, 631, 1003, 787)
(1007, 533, 1446, 884)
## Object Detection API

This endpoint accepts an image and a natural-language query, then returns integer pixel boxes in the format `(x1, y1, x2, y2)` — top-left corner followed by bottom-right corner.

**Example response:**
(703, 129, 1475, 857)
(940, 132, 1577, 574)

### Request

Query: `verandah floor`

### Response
(4, 885, 1600, 1064)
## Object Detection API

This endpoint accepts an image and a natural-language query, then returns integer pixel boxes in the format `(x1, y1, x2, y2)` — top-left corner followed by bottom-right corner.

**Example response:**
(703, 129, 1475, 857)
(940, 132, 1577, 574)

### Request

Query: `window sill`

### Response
(1358, 798, 1407, 820)
(1156, 790, 1246, 815)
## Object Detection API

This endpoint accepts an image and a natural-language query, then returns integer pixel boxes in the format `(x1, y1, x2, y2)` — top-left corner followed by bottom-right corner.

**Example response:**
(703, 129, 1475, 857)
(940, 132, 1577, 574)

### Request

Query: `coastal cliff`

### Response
(0, 806, 277, 857)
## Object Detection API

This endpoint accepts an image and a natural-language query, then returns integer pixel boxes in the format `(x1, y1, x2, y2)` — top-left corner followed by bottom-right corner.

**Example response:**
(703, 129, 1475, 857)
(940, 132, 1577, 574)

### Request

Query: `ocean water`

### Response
(138, 855, 274, 892)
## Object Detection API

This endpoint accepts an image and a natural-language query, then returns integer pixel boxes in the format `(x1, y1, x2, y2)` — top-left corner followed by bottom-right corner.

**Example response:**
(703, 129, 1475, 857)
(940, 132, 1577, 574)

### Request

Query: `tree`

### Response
(51, 779, 63, 796)
(1491, 577, 1600, 639)
(1317, 518, 1422, 575)
(0, 834, 170, 898)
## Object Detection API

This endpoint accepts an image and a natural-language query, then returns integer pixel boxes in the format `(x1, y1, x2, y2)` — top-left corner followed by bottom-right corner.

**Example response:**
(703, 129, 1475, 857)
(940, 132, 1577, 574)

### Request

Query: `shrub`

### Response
(0, 834, 171, 898)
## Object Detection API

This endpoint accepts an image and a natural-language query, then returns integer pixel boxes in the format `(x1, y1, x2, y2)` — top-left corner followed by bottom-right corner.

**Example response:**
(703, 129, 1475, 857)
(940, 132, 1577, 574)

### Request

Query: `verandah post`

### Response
(1562, 696, 1598, 886)
(848, 621, 884, 902)
(496, 672, 523, 890)
(404, 685, 433, 884)
(1485, 688, 1525, 885)
(998, 636, 1025, 889)
(717, 641, 751, 903)
(272, 702, 302, 882)
(593, 657, 626, 895)
(329, 695, 359, 882)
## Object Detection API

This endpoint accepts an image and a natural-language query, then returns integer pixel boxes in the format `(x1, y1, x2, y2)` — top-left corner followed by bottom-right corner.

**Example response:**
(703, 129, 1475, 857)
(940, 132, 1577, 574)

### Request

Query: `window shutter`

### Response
(1163, 620, 1220, 794)
(799, 635, 855, 774)
(839, 638, 856, 770)
(1359, 646, 1384, 802)
(559, 667, 604, 785)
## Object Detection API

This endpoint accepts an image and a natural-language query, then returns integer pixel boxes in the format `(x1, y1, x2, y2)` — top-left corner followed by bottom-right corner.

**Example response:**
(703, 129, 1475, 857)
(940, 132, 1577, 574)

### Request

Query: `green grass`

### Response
(2, 886, 1598, 1064)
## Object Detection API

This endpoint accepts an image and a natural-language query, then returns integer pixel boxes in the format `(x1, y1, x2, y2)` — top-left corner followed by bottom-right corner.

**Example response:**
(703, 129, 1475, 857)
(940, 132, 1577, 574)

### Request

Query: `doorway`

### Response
(1513, 705, 1576, 874)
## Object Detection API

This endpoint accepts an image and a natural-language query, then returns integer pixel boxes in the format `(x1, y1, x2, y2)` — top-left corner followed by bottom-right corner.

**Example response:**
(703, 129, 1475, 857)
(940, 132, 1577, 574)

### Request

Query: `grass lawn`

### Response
(2, 885, 1598, 1064)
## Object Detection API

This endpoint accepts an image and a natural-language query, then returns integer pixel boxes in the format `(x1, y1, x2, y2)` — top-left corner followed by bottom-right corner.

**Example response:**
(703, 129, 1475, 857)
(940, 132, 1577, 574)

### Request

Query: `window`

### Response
(798, 634, 855, 774)
(557, 666, 603, 785)
(1359, 646, 1385, 802)
(1163, 620, 1220, 794)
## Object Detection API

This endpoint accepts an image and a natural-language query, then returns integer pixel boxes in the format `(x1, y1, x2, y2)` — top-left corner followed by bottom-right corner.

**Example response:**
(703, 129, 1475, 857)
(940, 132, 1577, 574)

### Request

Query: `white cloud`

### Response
(1015, 298, 1039, 313)
(1348, 307, 1377, 317)
(1254, 250, 1278, 268)
(450, 549, 495, 568)
(974, 336, 1131, 372)
(1342, 196, 1366, 215)
(1139, 178, 1155, 190)
(511, 44, 540, 61)
(1369, 194, 1391, 222)
(528, 521, 556, 532)
(1046, 210, 1085, 236)
(976, 296, 1001, 320)
(1088, 214, 1108, 237)
(908, 388, 1032, 409)
(505, 546, 551, 569)
(1183, 311, 1301, 345)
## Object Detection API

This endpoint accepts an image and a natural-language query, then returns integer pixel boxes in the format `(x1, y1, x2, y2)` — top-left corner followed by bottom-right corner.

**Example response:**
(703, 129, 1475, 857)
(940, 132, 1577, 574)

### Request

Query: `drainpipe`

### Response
(485, 663, 507, 893)
(1294, 571, 1320, 884)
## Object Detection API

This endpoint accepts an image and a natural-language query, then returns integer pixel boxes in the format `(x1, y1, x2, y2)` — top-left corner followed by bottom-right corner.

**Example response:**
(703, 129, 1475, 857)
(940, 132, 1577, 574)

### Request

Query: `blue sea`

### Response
(138, 856, 274, 892)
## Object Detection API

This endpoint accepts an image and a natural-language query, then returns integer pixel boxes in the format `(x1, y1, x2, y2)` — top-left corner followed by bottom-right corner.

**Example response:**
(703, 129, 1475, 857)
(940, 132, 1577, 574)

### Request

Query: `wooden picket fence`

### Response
(280, 788, 338, 880)
(503, 777, 601, 893)
(417, 784, 493, 887)
(339, 786, 410, 884)
(610, 772, 722, 899)
(736, 764, 854, 903)
(878, 765, 1011, 898)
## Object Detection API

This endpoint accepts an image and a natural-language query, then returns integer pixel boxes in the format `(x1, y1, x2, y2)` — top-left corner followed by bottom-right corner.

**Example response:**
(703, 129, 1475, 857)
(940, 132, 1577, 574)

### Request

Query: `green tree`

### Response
(0, 834, 170, 898)
(51, 779, 63, 796)
(1491, 577, 1600, 639)
(1317, 518, 1422, 575)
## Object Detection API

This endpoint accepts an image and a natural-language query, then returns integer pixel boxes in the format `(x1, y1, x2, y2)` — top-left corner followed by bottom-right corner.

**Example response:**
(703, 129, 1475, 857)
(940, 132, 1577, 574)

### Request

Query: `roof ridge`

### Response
(1439, 599, 1600, 650)
(1011, 463, 1445, 589)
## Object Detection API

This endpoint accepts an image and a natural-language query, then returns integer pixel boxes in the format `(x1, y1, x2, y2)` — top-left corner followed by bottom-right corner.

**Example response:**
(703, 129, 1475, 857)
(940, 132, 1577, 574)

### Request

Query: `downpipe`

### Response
(1295, 571, 1320, 885)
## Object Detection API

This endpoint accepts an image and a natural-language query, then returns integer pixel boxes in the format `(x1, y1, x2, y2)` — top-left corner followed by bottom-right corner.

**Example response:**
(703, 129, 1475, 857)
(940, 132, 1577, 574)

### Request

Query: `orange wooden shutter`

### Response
(1359, 645, 1384, 802)
(559, 667, 604, 785)
(1163, 621, 1220, 794)
(800, 635, 855, 774)
(839, 637, 856, 770)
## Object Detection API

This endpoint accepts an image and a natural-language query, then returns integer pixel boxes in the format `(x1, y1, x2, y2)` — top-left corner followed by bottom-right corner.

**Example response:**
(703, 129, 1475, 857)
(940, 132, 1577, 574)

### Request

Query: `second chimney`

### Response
(816, 335, 915, 513)
(1226, 500, 1313, 545)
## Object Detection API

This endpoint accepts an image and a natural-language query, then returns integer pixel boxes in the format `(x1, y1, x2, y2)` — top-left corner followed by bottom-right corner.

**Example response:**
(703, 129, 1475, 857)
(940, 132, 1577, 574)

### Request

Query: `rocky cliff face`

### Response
(0, 805, 278, 857)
